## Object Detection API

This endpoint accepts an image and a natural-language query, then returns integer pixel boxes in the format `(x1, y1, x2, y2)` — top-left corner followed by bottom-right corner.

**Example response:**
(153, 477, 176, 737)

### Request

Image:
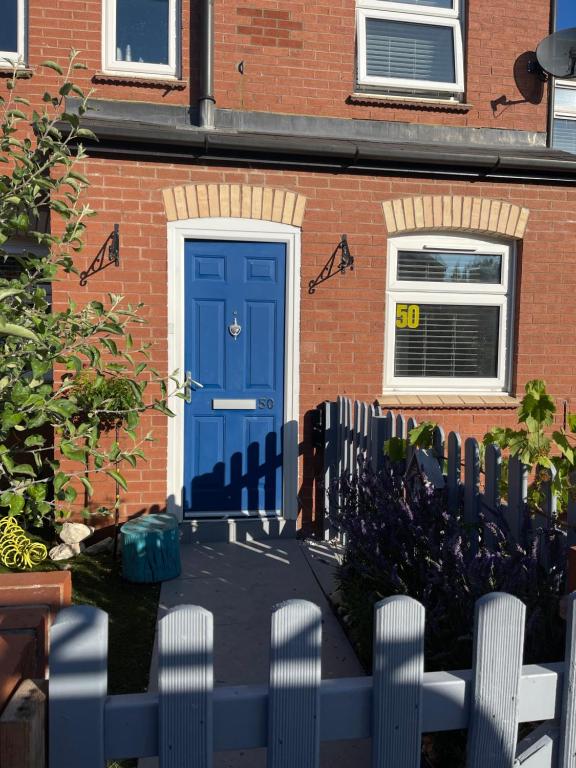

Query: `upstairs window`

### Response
(384, 234, 514, 394)
(356, 0, 464, 96)
(0, 0, 26, 66)
(551, 1, 576, 154)
(103, 0, 179, 78)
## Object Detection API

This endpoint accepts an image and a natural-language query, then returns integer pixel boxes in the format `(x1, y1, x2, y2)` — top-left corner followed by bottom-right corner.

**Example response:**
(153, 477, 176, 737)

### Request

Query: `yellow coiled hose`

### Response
(0, 517, 48, 569)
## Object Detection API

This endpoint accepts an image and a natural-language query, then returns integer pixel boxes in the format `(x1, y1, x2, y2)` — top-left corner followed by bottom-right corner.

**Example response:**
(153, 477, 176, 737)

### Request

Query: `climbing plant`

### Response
(0, 52, 179, 529)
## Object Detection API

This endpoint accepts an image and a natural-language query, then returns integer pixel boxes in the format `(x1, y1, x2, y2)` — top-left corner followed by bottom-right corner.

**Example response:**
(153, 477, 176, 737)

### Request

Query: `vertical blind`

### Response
(0, 0, 18, 53)
(394, 304, 500, 378)
(553, 118, 576, 155)
(397, 251, 502, 284)
(365, 18, 455, 83)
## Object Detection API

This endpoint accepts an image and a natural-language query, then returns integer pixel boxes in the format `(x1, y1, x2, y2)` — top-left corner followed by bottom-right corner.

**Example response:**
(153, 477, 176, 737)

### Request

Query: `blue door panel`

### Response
(195, 301, 225, 389)
(183, 240, 286, 515)
(246, 302, 276, 389)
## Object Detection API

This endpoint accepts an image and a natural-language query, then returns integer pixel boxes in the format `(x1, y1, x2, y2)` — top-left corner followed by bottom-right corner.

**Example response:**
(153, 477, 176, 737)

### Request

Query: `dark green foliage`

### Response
(0, 53, 180, 530)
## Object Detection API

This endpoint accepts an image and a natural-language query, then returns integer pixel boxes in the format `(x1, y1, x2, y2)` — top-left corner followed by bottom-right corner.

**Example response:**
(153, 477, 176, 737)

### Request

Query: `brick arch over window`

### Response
(382, 196, 530, 239)
(161, 184, 307, 227)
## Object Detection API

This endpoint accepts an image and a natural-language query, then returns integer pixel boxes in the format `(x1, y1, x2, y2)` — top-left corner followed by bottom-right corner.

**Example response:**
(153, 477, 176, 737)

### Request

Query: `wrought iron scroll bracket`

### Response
(308, 234, 354, 295)
(79, 224, 120, 286)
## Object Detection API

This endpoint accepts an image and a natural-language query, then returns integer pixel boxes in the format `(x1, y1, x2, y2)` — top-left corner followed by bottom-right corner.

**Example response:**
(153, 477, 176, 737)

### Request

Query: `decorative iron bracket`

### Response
(308, 234, 354, 294)
(79, 225, 120, 286)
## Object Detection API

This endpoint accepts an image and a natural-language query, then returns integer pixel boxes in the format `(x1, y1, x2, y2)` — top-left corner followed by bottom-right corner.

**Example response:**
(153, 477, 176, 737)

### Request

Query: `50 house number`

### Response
(395, 303, 420, 329)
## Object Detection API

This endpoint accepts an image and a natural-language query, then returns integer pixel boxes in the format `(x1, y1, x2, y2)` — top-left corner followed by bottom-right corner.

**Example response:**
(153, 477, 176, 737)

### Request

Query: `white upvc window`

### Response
(384, 234, 514, 394)
(0, 0, 26, 67)
(103, 0, 179, 79)
(553, 80, 576, 154)
(356, 0, 464, 95)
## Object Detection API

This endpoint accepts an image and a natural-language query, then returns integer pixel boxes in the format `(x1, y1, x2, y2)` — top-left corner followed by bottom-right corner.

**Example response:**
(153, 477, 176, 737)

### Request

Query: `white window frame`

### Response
(356, 0, 464, 94)
(0, 0, 26, 68)
(383, 234, 515, 394)
(102, 0, 179, 79)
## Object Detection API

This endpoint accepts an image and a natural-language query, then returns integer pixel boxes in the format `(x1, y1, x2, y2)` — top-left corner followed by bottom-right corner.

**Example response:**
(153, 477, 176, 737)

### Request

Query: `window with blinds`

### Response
(356, 0, 464, 94)
(552, 83, 576, 155)
(385, 235, 513, 393)
(394, 304, 500, 378)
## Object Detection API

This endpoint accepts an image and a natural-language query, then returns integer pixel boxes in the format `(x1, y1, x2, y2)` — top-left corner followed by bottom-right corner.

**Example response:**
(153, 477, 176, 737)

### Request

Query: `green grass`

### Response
(1, 548, 161, 766)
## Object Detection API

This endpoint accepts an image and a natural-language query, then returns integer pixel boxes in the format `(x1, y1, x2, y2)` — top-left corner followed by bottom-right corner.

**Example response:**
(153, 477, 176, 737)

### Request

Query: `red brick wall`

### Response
(53, 159, 576, 527)
(215, 0, 550, 131)
(5, 0, 550, 133)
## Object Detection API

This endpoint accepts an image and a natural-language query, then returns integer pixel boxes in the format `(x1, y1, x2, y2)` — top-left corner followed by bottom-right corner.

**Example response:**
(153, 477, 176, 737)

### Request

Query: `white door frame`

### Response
(166, 217, 301, 522)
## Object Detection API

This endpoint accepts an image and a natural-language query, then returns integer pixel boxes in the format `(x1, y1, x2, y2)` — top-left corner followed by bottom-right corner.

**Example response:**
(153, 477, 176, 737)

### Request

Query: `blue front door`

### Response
(183, 240, 286, 516)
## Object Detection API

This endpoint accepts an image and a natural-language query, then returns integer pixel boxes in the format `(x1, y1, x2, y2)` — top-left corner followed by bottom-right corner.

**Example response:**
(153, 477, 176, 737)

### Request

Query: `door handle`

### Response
(185, 372, 203, 403)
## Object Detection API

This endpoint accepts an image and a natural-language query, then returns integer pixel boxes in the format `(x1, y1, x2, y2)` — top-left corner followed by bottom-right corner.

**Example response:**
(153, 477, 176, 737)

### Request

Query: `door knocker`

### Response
(228, 310, 242, 340)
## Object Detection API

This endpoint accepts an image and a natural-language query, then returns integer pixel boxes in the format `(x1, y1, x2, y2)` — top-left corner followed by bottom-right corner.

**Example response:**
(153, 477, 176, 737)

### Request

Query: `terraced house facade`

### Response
(4, 0, 576, 532)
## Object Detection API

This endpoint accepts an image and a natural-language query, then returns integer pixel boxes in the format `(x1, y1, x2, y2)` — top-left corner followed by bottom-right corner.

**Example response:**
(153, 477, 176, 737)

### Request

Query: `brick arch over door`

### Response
(161, 184, 307, 227)
(382, 196, 530, 240)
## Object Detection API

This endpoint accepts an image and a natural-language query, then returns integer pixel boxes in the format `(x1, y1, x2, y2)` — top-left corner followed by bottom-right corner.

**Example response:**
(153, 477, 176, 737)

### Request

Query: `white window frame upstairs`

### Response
(383, 234, 515, 394)
(102, 0, 179, 79)
(553, 79, 576, 120)
(356, 0, 465, 95)
(0, 0, 26, 68)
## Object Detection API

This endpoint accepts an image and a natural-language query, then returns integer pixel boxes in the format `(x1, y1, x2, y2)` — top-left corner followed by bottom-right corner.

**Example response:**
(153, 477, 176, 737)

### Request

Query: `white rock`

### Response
(59, 522, 93, 545)
(49, 542, 82, 561)
(84, 537, 113, 555)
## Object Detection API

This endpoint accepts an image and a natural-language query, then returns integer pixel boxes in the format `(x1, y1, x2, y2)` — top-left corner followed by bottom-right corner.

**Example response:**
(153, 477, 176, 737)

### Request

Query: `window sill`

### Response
(347, 92, 472, 112)
(379, 394, 519, 410)
(92, 72, 187, 90)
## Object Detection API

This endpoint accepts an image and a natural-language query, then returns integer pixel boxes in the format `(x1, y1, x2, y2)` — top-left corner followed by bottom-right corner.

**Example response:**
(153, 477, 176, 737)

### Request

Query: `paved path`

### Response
(141, 537, 370, 768)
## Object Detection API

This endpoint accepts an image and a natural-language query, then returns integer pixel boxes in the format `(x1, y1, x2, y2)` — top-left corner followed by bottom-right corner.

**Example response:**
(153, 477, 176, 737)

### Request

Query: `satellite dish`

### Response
(536, 27, 576, 78)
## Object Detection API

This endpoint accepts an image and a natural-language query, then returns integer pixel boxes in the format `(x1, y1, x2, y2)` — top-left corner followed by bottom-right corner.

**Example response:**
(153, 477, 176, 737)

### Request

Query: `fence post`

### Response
(537, 464, 558, 526)
(268, 600, 321, 768)
(396, 413, 406, 441)
(352, 400, 360, 475)
(159, 605, 213, 768)
(467, 594, 525, 768)
(559, 592, 576, 768)
(383, 410, 395, 441)
(484, 443, 501, 513)
(346, 398, 353, 476)
(372, 596, 424, 768)
(447, 432, 461, 514)
(506, 456, 528, 542)
(49, 606, 108, 768)
(406, 417, 418, 467)
(464, 438, 481, 526)
(322, 401, 338, 541)
(360, 401, 369, 461)
(371, 415, 389, 472)
(432, 426, 445, 473)
(567, 471, 576, 548)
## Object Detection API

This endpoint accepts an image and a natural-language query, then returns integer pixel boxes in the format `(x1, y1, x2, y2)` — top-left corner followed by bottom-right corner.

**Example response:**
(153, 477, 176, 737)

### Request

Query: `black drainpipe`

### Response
(199, 0, 215, 129)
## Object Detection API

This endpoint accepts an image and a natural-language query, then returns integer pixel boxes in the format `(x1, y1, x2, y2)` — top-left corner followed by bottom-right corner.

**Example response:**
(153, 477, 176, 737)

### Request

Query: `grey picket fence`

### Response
(50, 593, 576, 767)
(321, 396, 576, 547)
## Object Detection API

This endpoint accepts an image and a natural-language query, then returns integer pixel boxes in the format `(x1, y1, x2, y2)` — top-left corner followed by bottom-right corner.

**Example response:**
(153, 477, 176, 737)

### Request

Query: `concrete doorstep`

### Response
(140, 537, 370, 768)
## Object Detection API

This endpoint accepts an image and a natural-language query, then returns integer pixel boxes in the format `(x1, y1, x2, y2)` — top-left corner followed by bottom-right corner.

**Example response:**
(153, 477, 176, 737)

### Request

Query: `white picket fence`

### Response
(321, 396, 576, 546)
(49, 593, 576, 767)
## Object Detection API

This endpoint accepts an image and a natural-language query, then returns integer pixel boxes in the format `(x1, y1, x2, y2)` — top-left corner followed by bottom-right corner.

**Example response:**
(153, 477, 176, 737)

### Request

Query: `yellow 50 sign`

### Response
(396, 303, 420, 329)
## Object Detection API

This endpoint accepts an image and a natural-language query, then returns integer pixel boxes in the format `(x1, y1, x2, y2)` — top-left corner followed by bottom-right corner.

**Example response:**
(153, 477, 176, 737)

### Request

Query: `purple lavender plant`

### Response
(331, 458, 566, 671)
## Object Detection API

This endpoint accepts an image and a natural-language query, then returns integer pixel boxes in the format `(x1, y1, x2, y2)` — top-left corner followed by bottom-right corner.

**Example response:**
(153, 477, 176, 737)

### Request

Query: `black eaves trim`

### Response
(59, 117, 576, 185)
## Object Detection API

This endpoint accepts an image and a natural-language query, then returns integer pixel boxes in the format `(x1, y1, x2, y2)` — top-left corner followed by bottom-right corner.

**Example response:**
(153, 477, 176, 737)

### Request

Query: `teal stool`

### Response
(121, 514, 181, 583)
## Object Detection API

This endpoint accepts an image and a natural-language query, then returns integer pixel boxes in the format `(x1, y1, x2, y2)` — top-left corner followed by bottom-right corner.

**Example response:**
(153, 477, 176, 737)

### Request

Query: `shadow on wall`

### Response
(490, 50, 546, 115)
